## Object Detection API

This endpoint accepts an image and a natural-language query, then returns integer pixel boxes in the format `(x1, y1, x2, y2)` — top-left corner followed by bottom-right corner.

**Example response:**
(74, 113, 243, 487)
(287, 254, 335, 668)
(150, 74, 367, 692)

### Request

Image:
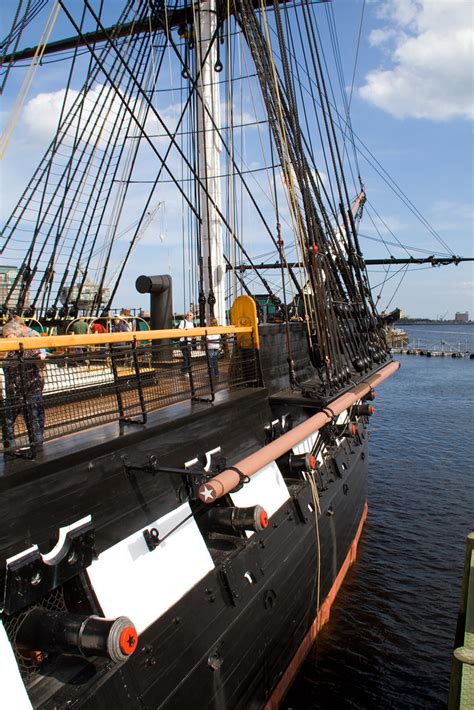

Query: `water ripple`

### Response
(286, 333, 473, 709)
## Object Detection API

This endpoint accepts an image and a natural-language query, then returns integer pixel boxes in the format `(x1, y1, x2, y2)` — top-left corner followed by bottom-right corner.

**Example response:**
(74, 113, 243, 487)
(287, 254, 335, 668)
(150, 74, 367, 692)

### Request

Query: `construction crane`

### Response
(106, 201, 164, 287)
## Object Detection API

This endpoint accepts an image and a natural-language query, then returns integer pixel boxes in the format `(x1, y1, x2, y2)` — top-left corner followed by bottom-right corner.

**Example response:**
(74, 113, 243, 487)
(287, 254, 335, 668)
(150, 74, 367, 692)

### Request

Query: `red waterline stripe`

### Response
(264, 501, 369, 710)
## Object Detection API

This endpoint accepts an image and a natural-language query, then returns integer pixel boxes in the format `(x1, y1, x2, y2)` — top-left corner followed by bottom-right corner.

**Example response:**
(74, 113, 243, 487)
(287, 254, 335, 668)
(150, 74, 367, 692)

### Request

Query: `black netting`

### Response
(0, 335, 259, 456)
(2, 587, 67, 682)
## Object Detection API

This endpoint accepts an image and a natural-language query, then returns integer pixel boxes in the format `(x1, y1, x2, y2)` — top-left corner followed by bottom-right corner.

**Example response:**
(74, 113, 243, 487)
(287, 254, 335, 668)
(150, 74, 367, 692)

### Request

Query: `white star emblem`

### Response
(201, 486, 214, 502)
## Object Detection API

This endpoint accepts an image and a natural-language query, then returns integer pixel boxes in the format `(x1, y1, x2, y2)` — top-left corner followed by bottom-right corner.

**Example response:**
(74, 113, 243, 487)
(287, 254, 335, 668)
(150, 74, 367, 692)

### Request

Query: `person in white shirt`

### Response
(207, 317, 220, 380)
(178, 311, 194, 374)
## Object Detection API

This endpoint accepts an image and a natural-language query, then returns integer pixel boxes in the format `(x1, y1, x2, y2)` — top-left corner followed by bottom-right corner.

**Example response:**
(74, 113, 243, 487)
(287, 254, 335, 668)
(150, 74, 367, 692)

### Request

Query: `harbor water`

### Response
(401, 324, 474, 354)
(286, 324, 474, 709)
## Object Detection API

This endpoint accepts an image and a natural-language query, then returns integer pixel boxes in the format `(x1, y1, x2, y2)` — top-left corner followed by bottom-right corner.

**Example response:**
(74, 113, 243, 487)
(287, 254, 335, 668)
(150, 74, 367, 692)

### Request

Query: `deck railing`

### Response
(0, 327, 260, 458)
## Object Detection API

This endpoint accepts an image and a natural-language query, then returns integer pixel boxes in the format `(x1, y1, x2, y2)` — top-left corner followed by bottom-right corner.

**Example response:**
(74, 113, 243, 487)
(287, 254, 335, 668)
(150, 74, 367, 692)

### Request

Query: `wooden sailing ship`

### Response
(0, 1, 402, 707)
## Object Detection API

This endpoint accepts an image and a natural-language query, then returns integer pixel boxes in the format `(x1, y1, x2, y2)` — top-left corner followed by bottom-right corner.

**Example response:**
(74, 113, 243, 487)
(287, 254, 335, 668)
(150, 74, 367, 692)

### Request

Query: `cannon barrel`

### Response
(16, 608, 138, 663)
(205, 505, 268, 533)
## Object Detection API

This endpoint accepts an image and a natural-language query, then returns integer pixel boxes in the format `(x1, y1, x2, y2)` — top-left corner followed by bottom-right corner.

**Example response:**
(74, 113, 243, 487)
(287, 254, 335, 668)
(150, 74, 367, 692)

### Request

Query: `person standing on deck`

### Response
(178, 311, 194, 375)
(1, 319, 46, 452)
(72, 317, 88, 335)
(207, 317, 220, 381)
(12, 317, 46, 357)
(91, 319, 107, 355)
(111, 317, 130, 335)
(71, 316, 88, 354)
(111, 317, 131, 366)
(91, 319, 107, 334)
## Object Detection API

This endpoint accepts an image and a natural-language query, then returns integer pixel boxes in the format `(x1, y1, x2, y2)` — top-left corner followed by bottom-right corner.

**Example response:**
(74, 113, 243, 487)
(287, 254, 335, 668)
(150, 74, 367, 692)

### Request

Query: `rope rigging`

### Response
(233, 0, 387, 385)
(0, 0, 51, 95)
(0, 0, 467, 395)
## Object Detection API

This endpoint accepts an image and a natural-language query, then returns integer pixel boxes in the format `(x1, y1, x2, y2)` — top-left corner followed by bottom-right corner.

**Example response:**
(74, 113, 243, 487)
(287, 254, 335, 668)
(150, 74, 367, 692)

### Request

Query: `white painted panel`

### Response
(292, 432, 318, 456)
(292, 408, 351, 455)
(0, 622, 32, 709)
(42, 516, 91, 564)
(6, 545, 38, 566)
(87, 503, 214, 634)
(230, 461, 290, 537)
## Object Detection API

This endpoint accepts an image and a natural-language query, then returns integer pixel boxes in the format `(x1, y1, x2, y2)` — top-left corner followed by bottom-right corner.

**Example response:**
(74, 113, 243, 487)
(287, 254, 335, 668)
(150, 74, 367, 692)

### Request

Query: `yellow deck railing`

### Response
(0, 326, 253, 352)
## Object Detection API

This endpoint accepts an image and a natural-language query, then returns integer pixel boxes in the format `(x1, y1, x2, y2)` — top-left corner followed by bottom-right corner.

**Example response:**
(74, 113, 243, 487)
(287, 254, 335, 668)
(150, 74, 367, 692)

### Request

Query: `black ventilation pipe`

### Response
(135, 274, 173, 362)
(135, 274, 173, 330)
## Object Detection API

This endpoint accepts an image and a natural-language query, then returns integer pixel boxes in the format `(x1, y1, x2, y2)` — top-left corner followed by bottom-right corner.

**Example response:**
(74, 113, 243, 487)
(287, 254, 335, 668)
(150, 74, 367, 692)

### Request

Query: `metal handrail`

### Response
(0, 331, 260, 455)
(0, 326, 253, 352)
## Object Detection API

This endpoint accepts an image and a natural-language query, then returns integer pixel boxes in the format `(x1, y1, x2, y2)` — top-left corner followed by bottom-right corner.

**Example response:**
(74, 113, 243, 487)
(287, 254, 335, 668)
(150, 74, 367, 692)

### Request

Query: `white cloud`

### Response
(368, 28, 399, 48)
(376, 0, 419, 26)
(431, 198, 474, 219)
(22, 88, 75, 143)
(22, 83, 147, 149)
(360, 0, 474, 121)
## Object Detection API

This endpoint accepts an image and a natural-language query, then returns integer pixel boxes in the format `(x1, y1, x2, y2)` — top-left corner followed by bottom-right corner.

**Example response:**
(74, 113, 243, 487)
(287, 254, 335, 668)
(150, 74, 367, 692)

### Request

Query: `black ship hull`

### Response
(0, 324, 380, 709)
(0, 0, 404, 704)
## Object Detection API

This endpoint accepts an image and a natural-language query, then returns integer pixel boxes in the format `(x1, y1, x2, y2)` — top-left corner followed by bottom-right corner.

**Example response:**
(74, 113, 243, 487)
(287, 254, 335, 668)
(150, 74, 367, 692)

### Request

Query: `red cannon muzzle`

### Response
(16, 608, 138, 664)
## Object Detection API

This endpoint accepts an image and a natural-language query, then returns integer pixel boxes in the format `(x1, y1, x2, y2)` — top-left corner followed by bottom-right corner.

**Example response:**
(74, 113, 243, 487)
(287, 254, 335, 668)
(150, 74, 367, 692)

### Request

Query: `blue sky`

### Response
(0, 0, 473, 318)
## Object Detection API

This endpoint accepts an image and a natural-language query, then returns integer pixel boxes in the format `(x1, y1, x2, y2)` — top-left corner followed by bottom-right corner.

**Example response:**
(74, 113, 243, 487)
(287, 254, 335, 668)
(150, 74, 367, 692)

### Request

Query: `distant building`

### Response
(454, 311, 469, 323)
(0, 265, 27, 307)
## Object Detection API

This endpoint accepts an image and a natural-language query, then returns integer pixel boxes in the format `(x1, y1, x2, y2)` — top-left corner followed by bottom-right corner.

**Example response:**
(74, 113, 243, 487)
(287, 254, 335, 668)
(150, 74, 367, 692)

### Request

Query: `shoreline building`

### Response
(0, 265, 27, 308)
